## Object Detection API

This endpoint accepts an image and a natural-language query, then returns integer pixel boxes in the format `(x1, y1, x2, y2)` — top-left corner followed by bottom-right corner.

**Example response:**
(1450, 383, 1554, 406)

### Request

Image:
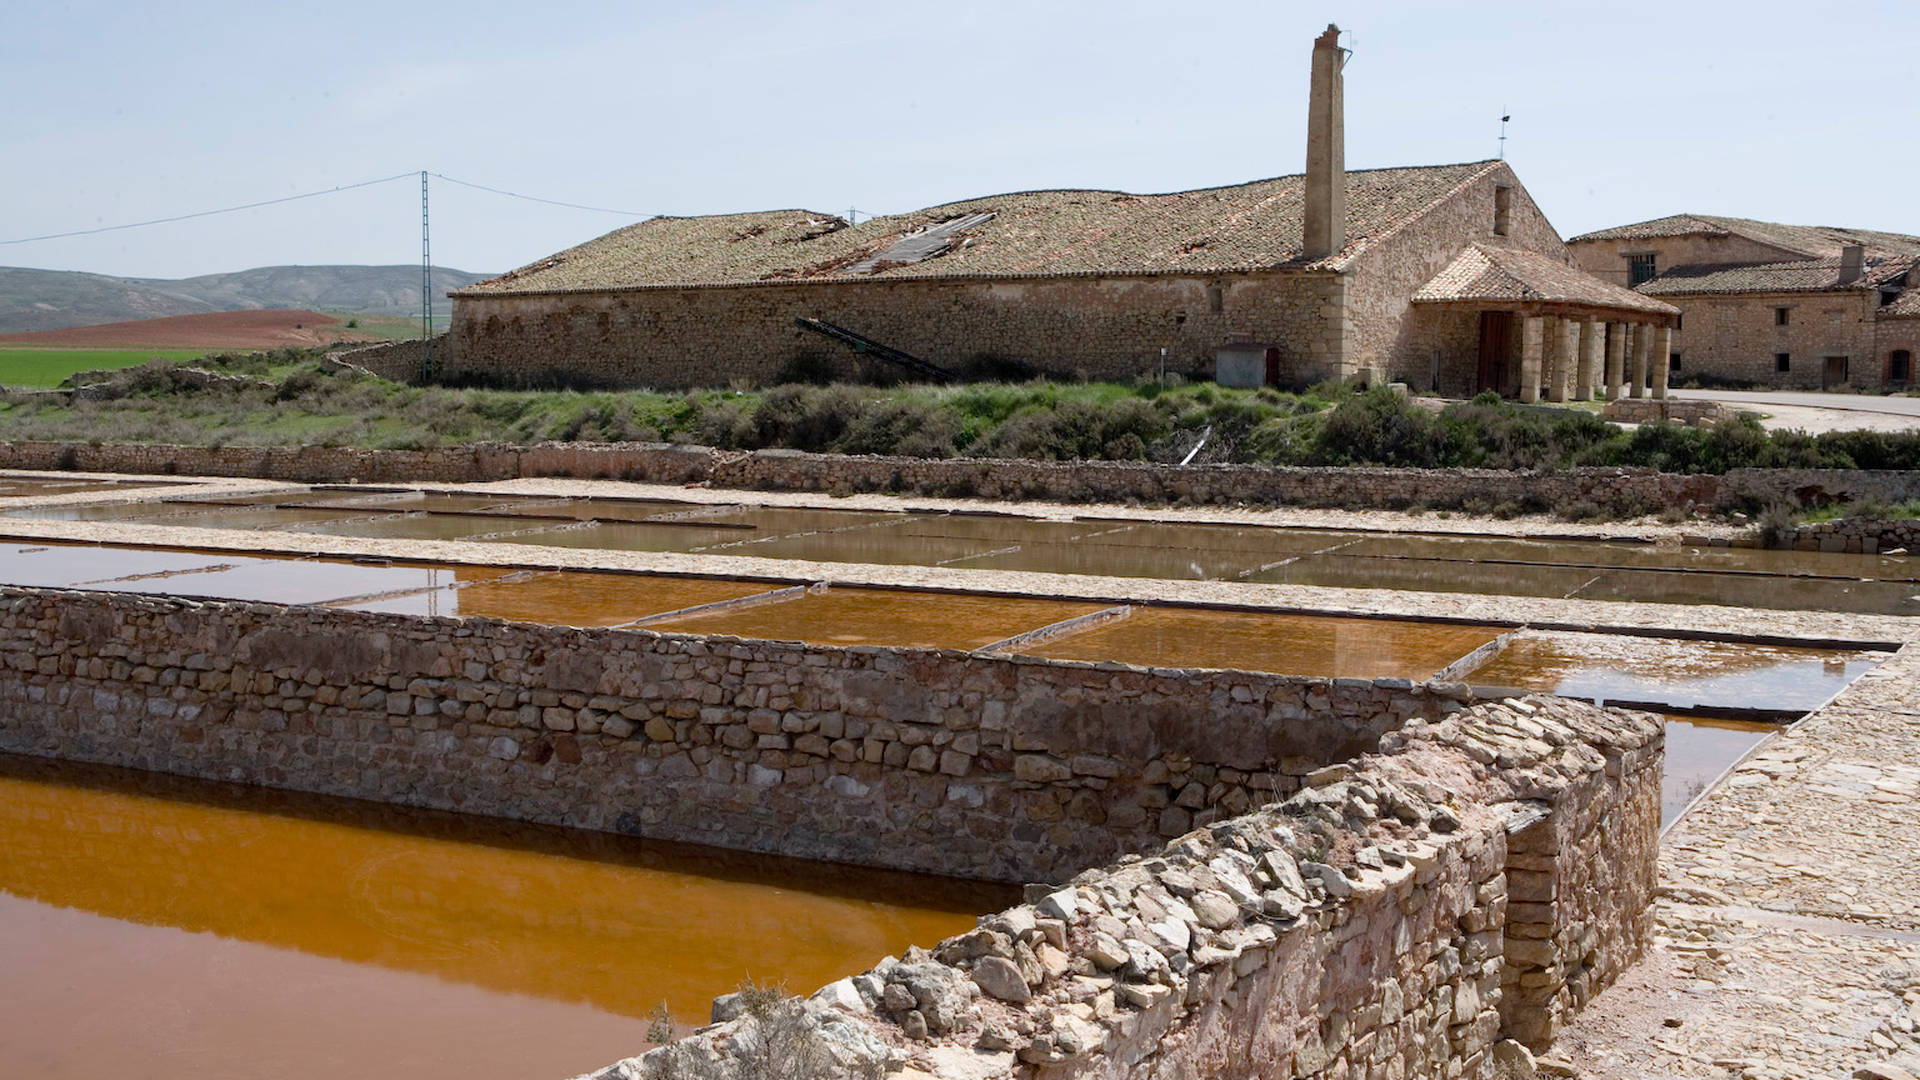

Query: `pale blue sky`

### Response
(5, 1, 1916, 279)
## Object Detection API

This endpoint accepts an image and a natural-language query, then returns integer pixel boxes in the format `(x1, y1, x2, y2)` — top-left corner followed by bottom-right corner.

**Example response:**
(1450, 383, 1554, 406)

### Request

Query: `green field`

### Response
(0, 347, 215, 388)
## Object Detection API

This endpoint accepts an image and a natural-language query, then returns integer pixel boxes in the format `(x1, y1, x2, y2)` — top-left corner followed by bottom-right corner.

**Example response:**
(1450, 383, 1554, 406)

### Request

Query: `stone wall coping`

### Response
(595, 694, 1663, 1080)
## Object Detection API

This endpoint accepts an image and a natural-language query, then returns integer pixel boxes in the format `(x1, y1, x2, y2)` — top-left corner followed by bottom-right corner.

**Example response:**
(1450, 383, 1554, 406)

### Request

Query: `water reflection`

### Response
(1662, 714, 1773, 827)
(1469, 631, 1885, 712)
(0, 755, 1005, 1028)
(1024, 607, 1504, 681)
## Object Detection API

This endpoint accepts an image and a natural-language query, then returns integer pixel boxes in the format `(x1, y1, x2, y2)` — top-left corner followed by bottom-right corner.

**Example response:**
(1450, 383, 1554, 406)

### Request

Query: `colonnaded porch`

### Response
(1474, 309, 1676, 402)
(1412, 243, 1681, 402)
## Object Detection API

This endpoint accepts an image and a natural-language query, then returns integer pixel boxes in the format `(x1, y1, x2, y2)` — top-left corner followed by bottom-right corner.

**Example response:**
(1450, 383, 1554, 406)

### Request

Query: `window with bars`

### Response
(1627, 254, 1656, 287)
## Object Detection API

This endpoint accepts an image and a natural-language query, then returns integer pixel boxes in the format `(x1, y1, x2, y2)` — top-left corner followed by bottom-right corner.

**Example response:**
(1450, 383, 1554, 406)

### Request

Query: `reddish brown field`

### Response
(0, 311, 379, 350)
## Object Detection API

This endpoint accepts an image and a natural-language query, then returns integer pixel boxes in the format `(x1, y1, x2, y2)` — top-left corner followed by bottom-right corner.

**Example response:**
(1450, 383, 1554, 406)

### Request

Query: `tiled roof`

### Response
(1638, 255, 1915, 296)
(1411, 243, 1678, 316)
(458, 161, 1504, 295)
(1570, 214, 1920, 260)
(1880, 287, 1920, 320)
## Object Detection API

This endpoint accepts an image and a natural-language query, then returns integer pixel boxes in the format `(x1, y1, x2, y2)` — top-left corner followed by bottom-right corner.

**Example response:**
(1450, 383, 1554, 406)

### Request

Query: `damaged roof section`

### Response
(842, 213, 996, 275)
(457, 160, 1505, 295)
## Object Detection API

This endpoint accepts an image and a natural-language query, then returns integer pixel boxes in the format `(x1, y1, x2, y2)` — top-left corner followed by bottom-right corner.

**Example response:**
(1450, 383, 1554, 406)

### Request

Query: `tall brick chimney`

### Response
(1303, 23, 1346, 261)
(1839, 243, 1865, 285)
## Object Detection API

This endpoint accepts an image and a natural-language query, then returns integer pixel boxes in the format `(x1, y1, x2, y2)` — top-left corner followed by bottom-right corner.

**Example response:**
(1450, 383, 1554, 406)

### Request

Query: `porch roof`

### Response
(1411, 243, 1679, 318)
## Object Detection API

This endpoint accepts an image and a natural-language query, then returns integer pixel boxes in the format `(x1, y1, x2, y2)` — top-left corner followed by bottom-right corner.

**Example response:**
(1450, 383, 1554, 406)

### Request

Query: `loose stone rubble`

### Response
(587, 695, 1662, 1080)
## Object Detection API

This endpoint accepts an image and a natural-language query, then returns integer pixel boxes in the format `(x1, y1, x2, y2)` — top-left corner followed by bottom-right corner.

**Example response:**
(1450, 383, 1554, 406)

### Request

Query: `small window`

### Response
(1628, 254, 1656, 287)
(1207, 285, 1224, 314)
(1493, 186, 1512, 237)
(1775, 306, 1790, 326)
(1776, 352, 1791, 373)
(1671, 353, 1683, 372)
(1893, 350, 1912, 383)
(1674, 313, 1683, 331)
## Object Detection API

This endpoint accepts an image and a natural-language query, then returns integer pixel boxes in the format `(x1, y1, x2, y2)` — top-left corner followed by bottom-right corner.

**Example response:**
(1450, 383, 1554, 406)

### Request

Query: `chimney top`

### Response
(1303, 23, 1347, 261)
(1840, 243, 1866, 285)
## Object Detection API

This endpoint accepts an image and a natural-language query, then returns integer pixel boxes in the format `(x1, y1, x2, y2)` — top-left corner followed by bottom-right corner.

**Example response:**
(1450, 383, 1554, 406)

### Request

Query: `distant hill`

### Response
(0, 264, 494, 334)
(0, 310, 379, 350)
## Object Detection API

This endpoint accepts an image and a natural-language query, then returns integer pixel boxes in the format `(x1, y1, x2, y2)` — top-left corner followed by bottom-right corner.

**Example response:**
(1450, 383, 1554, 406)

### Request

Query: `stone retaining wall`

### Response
(1764, 516, 1920, 554)
(11, 438, 1920, 514)
(328, 337, 442, 383)
(0, 586, 1457, 883)
(1601, 398, 1728, 426)
(597, 695, 1663, 1080)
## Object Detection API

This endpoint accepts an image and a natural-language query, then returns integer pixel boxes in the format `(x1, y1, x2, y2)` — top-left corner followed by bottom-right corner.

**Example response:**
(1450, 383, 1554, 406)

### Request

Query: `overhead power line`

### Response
(429, 174, 650, 217)
(0, 170, 658, 248)
(0, 172, 420, 246)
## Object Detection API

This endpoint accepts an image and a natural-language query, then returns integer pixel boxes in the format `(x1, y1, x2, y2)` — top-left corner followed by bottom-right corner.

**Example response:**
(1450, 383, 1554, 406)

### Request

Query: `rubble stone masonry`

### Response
(0, 586, 1459, 883)
(444, 271, 1353, 390)
(597, 695, 1661, 1080)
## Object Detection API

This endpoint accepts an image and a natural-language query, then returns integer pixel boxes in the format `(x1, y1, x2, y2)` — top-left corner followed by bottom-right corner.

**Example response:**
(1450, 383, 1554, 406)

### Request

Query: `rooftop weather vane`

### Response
(1499, 110, 1512, 160)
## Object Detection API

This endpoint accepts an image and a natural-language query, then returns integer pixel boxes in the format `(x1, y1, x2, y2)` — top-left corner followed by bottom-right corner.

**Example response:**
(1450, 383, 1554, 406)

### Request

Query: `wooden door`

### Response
(1477, 311, 1512, 394)
(1823, 355, 1848, 389)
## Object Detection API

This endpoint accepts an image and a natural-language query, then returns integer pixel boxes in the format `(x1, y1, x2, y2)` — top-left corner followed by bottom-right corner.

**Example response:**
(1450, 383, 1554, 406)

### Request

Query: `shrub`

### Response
(839, 399, 960, 458)
(1310, 386, 1448, 467)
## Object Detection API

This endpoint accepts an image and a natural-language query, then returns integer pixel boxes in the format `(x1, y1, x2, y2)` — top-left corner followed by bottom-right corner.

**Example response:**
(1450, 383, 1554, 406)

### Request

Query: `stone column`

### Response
(1520, 316, 1544, 403)
(1576, 317, 1602, 401)
(1604, 322, 1626, 401)
(1558, 318, 1580, 402)
(1543, 315, 1565, 402)
(1630, 323, 1650, 399)
(1651, 324, 1672, 399)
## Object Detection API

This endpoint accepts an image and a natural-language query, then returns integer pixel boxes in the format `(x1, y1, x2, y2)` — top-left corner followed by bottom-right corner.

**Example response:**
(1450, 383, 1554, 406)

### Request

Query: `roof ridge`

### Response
(1327, 160, 1510, 270)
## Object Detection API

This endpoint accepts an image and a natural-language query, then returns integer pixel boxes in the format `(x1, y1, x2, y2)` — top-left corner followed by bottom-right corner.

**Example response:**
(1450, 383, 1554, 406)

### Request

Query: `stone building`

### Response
(448, 26, 1672, 400)
(1567, 215, 1920, 389)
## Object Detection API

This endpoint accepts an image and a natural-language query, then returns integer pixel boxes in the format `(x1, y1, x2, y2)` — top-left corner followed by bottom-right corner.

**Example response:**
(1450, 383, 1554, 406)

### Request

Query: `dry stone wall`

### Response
(1763, 516, 1920, 554)
(0, 586, 1461, 883)
(15, 439, 1920, 515)
(596, 695, 1663, 1080)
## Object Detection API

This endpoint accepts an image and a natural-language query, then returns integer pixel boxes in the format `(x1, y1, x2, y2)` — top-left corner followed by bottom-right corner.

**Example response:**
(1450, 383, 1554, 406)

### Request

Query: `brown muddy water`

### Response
(1023, 608, 1505, 681)
(12, 484, 1920, 613)
(1661, 714, 1773, 827)
(0, 476, 164, 498)
(647, 587, 1111, 651)
(1468, 630, 1887, 713)
(0, 754, 1009, 1080)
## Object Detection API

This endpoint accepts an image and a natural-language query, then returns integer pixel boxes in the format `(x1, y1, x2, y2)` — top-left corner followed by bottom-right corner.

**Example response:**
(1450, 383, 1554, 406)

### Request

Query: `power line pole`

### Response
(420, 170, 435, 380)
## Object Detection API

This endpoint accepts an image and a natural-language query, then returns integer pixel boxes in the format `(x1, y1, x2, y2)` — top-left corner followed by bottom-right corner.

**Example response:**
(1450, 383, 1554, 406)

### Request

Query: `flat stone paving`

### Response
(8, 469, 1920, 1078)
(1555, 644, 1920, 1080)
